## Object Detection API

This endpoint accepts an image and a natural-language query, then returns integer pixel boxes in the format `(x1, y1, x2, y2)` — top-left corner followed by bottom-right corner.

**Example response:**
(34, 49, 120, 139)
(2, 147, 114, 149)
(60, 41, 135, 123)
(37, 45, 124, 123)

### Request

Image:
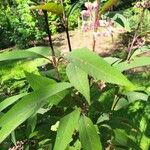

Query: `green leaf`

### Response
(140, 134, 150, 150)
(100, 0, 118, 14)
(28, 46, 60, 58)
(0, 82, 72, 143)
(99, 88, 117, 112)
(25, 72, 55, 90)
(114, 97, 129, 111)
(104, 57, 121, 65)
(125, 91, 148, 102)
(26, 115, 37, 138)
(66, 48, 134, 89)
(53, 108, 81, 150)
(66, 63, 90, 104)
(114, 91, 148, 110)
(67, 0, 86, 17)
(79, 115, 102, 150)
(31, 2, 63, 15)
(115, 57, 150, 71)
(131, 45, 150, 58)
(112, 13, 131, 31)
(25, 72, 68, 105)
(113, 129, 141, 150)
(97, 113, 109, 124)
(107, 115, 140, 132)
(11, 131, 16, 146)
(0, 46, 60, 62)
(0, 51, 36, 62)
(0, 93, 28, 112)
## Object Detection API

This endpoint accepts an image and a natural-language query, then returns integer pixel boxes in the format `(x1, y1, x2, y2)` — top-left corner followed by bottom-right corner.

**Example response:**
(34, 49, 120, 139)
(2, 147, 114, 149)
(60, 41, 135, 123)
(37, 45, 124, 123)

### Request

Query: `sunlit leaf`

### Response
(115, 57, 150, 71)
(0, 82, 72, 143)
(112, 13, 131, 31)
(100, 0, 118, 14)
(25, 72, 55, 89)
(79, 115, 102, 150)
(66, 48, 135, 89)
(31, 2, 63, 15)
(114, 91, 148, 110)
(0, 47, 49, 61)
(0, 46, 60, 62)
(140, 134, 150, 150)
(104, 57, 121, 65)
(132, 45, 150, 57)
(53, 108, 80, 150)
(0, 93, 28, 112)
(25, 72, 68, 105)
(66, 63, 90, 104)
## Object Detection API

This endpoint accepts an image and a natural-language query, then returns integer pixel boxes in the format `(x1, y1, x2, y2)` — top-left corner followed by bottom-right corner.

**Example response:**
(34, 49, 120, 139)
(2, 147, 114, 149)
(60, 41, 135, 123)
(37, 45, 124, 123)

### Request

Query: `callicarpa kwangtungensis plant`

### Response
(0, 0, 150, 149)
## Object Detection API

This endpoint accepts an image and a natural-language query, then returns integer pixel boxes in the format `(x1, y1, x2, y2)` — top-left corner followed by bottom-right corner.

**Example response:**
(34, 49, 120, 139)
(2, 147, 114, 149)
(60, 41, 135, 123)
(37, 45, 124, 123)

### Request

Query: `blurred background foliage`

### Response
(1, 0, 144, 50)
(0, 0, 80, 49)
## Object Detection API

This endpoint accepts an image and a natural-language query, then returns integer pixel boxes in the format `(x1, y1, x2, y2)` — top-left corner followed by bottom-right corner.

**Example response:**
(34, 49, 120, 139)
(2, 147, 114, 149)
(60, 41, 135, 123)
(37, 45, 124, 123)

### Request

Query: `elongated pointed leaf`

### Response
(125, 91, 148, 102)
(28, 46, 60, 58)
(11, 131, 16, 146)
(25, 72, 55, 90)
(31, 2, 63, 15)
(26, 115, 37, 138)
(132, 45, 150, 57)
(66, 63, 90, 104)
(0, 47, 48, 61)
(107, 115, 140, 132)
(66, 48, 134, 89)
(0, 51, 38, 62)
(104, 57, 121, 65)
(53, 108, 81, 150)
(25, 72, 68, 105)
(140, 134, 150, 150)
(112, 13, 131, 31)
(113, 129, 141, 150)
(115, 57, 150, 71)
(114, 91, 148, 110)
(79, 116, 102, 150)
(0, 82, 72, 143)
(100, 0, 118, 14)
(0, 93, 28, 112)
(0, 46, 60, 62)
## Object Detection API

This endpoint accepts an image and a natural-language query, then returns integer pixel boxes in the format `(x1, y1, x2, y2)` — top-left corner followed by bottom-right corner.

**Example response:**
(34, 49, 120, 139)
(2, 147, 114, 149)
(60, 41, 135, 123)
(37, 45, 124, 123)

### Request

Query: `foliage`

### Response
(0, 0, 150, 150)
(123, 7, 150, 35)
(0, 0, 81, 49)
(0, 0, 47, 49)
(0, 46, 150, 149)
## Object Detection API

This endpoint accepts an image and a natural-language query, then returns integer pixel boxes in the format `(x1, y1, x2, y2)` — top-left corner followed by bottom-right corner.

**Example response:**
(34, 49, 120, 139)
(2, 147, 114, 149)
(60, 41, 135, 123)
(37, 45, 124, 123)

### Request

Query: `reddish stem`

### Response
(92, 0, 101, 51)
(126, 8, 145, 61)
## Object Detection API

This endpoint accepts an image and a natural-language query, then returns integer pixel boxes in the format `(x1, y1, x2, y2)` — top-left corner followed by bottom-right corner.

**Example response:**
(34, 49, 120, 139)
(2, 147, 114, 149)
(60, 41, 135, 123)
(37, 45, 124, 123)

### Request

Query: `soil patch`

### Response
(53, 28, 126, 56)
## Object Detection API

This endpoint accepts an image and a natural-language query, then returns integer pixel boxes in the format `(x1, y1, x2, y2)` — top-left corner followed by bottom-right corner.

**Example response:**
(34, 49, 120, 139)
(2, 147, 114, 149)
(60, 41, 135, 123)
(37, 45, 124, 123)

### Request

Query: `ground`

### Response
(53, 28, 126, 55)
